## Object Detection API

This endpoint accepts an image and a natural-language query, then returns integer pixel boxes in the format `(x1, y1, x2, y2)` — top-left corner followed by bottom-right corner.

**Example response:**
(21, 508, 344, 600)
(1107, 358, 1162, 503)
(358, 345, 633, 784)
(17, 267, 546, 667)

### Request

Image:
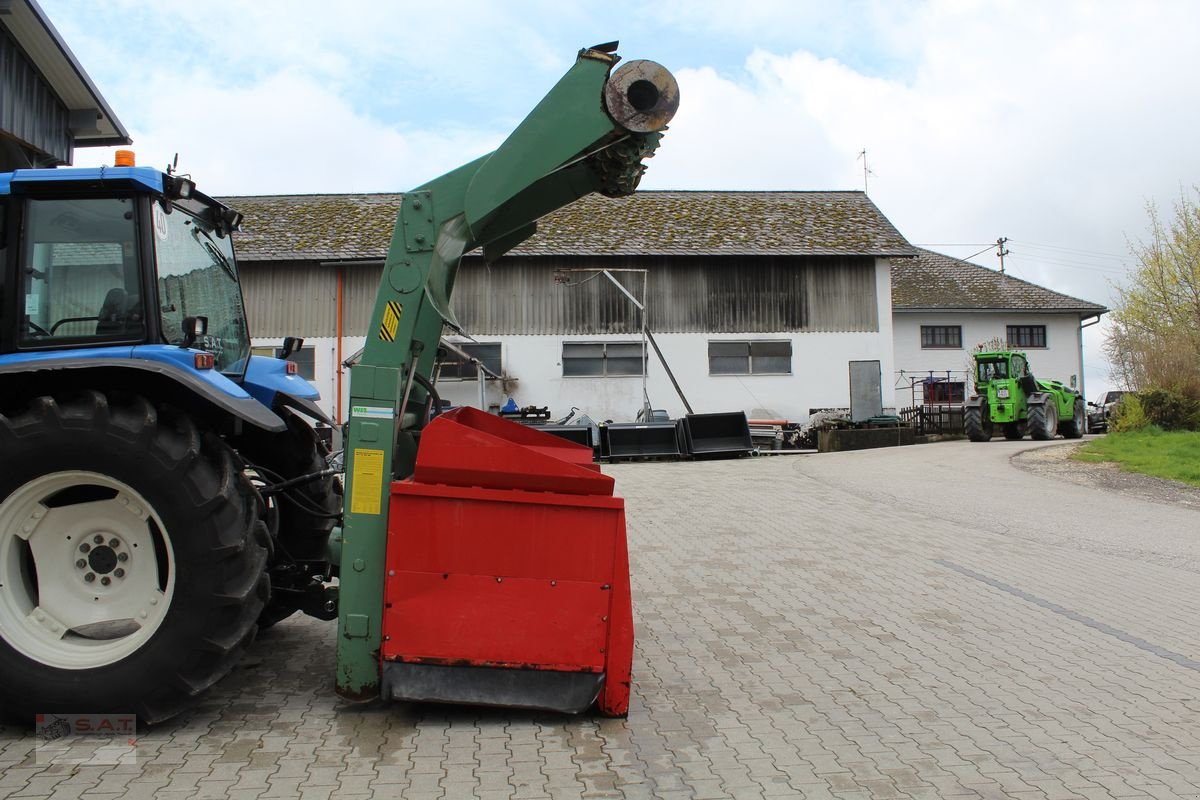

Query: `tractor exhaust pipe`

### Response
(604, 59, 680, 133)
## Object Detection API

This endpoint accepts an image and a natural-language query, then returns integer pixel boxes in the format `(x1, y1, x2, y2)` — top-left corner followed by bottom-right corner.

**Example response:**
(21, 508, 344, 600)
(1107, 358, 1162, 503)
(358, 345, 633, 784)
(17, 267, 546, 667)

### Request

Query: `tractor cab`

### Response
(2, 161, 249, 375)
(974, 350, 1035, 424)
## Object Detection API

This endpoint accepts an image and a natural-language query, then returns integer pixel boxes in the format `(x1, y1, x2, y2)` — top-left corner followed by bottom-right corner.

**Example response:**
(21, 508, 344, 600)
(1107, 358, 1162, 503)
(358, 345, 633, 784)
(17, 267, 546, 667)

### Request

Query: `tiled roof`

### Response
(891, 248, 1107, 314)
(222, 190, 917, 263)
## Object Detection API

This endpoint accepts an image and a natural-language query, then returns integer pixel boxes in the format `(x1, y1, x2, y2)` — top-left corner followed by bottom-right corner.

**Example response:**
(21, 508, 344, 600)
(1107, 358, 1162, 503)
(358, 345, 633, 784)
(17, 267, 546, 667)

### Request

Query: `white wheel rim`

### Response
(0, 472, 175, 669)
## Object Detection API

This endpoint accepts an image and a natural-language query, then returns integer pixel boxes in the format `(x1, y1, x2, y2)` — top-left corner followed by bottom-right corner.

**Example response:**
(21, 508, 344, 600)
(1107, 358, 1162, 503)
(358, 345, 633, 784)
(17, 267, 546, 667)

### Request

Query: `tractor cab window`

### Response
(18, 198, 145, 345)
(1011, 354, 1028, 377)
(153, 200, 250, 375)
(977, 359, 1008, 382)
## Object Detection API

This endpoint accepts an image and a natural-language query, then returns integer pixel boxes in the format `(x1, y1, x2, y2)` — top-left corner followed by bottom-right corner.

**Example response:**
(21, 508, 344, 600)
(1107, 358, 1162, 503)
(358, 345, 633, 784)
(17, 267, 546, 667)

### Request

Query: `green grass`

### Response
(1072, 428, 1200, 487)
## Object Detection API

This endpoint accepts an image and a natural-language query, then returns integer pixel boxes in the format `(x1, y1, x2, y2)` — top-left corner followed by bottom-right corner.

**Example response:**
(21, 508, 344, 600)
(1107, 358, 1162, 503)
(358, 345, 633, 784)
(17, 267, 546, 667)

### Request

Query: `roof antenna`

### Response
(857, 148, 874, 195)
(166, 153, 179, 176)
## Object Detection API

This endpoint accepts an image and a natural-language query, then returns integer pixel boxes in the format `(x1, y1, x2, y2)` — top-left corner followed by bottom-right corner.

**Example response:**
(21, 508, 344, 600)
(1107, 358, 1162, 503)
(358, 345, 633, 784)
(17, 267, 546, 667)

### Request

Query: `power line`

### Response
(1008, 239, 1127, 261)
(1006, 254, 1127, 276)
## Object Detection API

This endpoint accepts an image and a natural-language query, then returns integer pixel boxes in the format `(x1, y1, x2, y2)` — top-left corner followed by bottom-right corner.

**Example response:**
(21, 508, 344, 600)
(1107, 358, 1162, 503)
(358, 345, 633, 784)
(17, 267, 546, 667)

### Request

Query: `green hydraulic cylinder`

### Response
(335, 44, 679, 701)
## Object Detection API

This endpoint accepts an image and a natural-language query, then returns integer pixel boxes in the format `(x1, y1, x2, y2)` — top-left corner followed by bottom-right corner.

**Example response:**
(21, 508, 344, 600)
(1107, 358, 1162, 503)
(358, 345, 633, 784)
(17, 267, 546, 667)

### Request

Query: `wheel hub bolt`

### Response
(100, 577, 111, 586)
(84, 573, 96, 583)
(80, 543, 91, 553)
(109, 539, 120, 549)
(117, 552, 128, 563)
(76, 559, 87, 569)
(93, 535, 104, 545)
(114, 568, 125, 579)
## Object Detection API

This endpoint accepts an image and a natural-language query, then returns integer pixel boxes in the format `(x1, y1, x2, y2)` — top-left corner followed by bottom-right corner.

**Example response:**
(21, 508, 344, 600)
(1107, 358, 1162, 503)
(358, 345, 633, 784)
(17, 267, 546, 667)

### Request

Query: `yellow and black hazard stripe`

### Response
(378, 301, 403, 342)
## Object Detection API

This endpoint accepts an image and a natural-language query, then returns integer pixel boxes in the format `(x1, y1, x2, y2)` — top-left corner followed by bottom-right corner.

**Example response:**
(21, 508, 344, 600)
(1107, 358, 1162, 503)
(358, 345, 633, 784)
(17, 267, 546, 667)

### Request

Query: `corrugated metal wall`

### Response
(0, 27, 72, 166)
(239, 255, 879, 338)
(453, 256, 878, 334)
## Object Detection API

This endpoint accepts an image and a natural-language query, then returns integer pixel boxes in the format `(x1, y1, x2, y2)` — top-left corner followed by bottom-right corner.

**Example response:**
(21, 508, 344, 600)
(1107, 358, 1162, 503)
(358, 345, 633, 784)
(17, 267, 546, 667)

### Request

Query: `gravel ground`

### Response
(1013, 439, 1200, 511)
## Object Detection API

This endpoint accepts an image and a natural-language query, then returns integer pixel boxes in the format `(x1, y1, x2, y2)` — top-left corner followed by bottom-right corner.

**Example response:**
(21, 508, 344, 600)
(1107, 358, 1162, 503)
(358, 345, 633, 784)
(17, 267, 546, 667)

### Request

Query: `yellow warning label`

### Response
(350, 448, 385, 515)
(379, 301, 403, 342)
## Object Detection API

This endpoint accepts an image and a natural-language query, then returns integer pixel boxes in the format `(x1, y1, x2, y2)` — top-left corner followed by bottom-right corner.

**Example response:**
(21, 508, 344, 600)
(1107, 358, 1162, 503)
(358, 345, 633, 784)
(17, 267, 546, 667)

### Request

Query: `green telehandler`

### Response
(963, 350, 1086, 442)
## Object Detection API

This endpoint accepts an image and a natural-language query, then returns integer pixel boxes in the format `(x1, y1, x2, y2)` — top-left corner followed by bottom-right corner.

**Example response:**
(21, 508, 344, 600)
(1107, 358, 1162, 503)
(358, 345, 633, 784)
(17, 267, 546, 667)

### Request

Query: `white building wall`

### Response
(256, 259, 898, 425)
(892, 311, 1084, 405)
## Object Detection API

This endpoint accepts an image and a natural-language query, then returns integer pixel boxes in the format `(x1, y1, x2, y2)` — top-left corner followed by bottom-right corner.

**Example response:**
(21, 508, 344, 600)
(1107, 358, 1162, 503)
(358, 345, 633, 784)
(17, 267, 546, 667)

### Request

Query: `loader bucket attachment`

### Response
(381, 411, 633, 715)
(680, 411, 754, 459)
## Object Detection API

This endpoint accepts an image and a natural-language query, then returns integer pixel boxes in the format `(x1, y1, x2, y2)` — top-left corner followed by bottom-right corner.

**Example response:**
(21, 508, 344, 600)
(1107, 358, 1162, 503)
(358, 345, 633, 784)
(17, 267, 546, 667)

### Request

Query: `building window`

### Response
(1007, 325, 1047, 348)
(920, 325, 962, 349)
(708, 340, 793, 375)
(562, 341, 646, 377)
(924, 380, 965, 404)
(438, 343, 502, 380)
(251, 345, 316, 380)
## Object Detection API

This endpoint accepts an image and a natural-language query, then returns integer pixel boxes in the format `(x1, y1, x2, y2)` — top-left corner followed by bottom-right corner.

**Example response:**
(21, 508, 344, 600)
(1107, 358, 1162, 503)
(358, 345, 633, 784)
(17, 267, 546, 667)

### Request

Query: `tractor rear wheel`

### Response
(1028, 398, 1059, 441)
(1060, 398, 1086, 439)
(964, 403, 994, 442)
(0, 391, 268, 723)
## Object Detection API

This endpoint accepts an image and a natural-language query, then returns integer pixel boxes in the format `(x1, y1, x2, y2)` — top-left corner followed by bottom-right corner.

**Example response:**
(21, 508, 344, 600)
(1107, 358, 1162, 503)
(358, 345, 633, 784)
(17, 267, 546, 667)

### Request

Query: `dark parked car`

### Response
(1087, 390, 1127, 433)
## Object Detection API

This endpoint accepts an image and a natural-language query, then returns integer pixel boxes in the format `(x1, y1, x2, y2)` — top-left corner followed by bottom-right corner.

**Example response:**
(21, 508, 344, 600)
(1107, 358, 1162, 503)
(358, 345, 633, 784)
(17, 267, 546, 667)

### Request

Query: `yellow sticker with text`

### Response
(350, 448, 385, 515)
(379, 301, 403, 342)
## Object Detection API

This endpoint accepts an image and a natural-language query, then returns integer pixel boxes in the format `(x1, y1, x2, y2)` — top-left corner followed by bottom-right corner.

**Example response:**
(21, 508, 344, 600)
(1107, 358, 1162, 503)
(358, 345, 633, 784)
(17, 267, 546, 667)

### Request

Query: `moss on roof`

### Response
(891, 248, 1107, 313)
(222, 190, 916, 263)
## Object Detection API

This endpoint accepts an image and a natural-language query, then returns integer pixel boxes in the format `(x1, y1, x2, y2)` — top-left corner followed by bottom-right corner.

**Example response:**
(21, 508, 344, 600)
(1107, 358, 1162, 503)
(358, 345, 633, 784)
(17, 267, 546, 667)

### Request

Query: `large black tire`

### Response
(0, 391, 268, 724)
(235, 409, 340, 628)
(1027, 397, 1059, 441)
(1060, 398, 1086, 439)
(964, 403, 994, 442)
(1003, 423, 1024, 440)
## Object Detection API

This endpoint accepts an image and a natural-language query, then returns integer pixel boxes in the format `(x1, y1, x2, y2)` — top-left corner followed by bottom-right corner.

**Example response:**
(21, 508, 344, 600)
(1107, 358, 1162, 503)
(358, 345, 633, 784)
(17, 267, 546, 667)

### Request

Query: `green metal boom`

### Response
(335, 45, 679, 700)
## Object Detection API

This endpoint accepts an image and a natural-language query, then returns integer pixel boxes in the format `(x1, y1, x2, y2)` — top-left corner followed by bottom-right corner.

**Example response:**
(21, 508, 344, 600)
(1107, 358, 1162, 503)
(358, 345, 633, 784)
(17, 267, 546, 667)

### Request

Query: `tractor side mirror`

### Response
(180, 315, 208, 349)
(280, 336, 304, 359)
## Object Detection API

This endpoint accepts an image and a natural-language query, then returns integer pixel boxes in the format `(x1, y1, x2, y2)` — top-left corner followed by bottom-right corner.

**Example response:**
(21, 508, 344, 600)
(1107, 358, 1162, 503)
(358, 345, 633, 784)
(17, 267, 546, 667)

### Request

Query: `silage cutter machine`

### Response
(0, 43, 676, 723)
(337, 44, 679, 716)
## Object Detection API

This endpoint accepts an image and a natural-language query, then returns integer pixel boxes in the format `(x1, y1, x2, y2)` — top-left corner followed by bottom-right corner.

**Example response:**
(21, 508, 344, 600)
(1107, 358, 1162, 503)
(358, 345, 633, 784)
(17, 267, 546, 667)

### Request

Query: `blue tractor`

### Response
(0, 161, 339, 722)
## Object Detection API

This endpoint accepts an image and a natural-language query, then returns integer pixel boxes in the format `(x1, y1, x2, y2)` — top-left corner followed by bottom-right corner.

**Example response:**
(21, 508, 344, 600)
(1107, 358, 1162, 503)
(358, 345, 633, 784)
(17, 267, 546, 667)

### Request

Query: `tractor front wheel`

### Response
(964, 403, 994, 442)
(0, 391, 268, 723)
(1028, 398, 1059, 441)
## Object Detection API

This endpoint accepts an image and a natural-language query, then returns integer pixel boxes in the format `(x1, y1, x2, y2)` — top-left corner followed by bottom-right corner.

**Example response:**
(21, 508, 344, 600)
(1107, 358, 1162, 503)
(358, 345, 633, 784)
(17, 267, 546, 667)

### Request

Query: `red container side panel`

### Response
(382, 572, 610, 671)
(388, 483, 621, 582)
(599, 514, 634, 716)
(416, 407, 611, 495)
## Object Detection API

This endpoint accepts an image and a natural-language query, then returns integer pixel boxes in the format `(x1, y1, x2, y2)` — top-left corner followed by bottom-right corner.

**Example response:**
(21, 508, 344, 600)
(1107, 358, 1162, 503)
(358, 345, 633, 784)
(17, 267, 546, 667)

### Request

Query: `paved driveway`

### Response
(3, 439, 1199, 799)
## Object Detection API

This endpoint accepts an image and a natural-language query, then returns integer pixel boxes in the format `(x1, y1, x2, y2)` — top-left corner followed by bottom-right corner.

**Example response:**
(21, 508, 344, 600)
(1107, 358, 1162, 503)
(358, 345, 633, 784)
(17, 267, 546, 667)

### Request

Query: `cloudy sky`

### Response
(40, 0, 1200, 395)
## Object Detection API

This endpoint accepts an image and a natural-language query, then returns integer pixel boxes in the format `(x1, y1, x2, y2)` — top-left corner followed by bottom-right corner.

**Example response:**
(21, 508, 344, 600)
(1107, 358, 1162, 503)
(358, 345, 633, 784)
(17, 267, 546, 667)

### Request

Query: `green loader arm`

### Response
(336, 45, 679, 700)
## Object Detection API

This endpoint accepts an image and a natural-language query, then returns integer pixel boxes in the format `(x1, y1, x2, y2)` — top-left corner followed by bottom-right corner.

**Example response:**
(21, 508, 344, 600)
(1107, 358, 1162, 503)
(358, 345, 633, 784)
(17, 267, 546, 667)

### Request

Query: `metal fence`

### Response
(899, 405, 965, 436)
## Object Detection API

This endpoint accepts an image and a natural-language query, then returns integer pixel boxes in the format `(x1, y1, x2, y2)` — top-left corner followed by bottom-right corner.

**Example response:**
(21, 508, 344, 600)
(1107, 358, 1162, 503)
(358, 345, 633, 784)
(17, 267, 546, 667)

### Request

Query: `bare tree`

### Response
(1105, 188, 1200, 398)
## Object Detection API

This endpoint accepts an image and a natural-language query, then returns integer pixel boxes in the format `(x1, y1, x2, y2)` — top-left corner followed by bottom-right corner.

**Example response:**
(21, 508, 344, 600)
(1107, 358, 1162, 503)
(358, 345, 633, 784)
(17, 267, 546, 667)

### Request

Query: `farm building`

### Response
(230, 190, 914, 424)
(228, 190, 1107, 427)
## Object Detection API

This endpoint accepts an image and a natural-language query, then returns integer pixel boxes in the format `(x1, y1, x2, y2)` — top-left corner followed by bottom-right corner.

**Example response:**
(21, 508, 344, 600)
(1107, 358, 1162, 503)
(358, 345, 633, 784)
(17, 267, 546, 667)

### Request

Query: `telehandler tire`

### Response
(236, 408, 340, 628)
(0, 391, 268, 724)
(1028, 397, 1058, 441)
(1060, 398, 1086, 439)
(964, 402, 994, 442)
